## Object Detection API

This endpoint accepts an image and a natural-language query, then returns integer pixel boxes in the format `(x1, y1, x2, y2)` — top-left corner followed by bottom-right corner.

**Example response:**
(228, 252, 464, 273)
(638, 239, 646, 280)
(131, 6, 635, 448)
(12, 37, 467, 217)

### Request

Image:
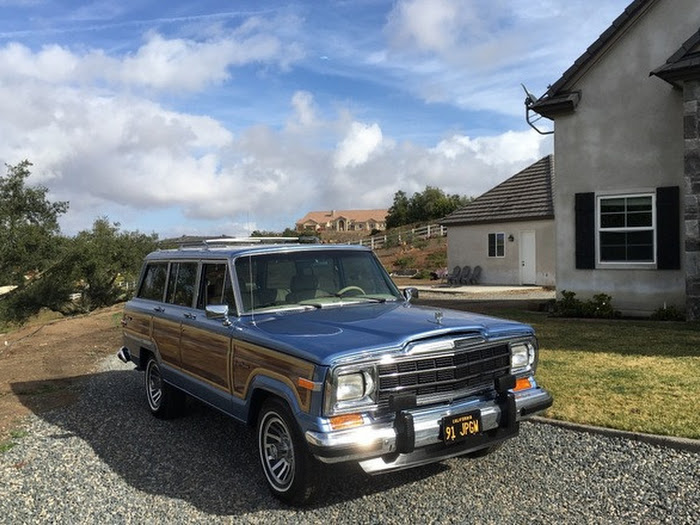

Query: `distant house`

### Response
(295, 209, 388, 232)
(441, 156, 555, 286)
(529, 0, 700, 318)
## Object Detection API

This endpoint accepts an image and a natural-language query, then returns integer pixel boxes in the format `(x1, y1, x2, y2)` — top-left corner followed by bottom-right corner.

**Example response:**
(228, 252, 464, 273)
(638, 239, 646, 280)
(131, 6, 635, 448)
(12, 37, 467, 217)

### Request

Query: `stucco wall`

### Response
(446, 220, 555, 286)
(552, 0, 699, 316)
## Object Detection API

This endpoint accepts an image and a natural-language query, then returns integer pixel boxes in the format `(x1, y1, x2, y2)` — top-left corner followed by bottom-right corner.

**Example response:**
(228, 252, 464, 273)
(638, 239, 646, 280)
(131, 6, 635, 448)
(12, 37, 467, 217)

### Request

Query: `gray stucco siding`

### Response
(447, 220, 555, 287)
(552, 0, 696, 316)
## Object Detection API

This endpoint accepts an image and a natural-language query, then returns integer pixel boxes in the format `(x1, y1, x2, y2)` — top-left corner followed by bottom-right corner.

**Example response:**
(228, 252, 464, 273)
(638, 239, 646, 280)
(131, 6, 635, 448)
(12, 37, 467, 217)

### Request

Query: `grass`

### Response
(496, 310, 700, 439)
(0, 429, 29, 453)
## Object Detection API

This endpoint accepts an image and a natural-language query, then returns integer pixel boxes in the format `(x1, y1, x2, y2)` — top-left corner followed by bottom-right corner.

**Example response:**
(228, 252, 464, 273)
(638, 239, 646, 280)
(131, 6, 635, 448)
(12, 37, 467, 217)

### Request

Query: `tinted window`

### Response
(166, 262, 198, 307)
(197, 263, 235, 310)
(137, 263, 168, 301)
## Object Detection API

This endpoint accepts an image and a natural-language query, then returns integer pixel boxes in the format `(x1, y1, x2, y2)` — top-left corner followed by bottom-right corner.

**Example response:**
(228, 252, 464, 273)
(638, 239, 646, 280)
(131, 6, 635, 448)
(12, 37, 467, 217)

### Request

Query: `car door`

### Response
(179, 261, 235, 397)
(151, 261, 198, 367)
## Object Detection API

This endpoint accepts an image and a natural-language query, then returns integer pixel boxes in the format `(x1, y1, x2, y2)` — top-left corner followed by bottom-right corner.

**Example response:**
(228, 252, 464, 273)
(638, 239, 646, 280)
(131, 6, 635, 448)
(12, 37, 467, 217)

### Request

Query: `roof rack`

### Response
(177, 236, 320, 249)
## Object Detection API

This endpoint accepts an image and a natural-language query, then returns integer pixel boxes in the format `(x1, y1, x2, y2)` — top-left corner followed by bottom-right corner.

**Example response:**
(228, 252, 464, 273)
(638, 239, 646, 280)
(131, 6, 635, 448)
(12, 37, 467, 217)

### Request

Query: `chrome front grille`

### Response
(377, 339, 510, 408)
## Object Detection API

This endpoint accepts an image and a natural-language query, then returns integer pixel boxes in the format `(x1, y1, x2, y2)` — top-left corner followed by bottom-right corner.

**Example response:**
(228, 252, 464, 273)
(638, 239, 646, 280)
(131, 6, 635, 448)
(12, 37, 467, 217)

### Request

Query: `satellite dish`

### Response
(521, 83, 538, 106)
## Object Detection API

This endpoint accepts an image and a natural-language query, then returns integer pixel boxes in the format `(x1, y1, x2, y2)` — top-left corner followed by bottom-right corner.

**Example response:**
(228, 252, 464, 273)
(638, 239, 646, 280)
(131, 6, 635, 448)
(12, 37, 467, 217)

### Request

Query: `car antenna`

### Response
(248, 255, 256, 325)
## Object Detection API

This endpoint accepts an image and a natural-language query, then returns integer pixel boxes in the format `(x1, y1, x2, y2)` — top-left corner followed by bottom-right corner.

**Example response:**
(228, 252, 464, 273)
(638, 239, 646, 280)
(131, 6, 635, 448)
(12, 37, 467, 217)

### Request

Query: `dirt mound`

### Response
(0, 305, 123, 442)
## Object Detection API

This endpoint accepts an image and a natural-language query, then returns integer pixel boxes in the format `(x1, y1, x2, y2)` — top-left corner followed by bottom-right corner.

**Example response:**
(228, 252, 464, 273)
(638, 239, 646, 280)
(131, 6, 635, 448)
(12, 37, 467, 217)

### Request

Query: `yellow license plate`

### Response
(442, 410, 482, 445)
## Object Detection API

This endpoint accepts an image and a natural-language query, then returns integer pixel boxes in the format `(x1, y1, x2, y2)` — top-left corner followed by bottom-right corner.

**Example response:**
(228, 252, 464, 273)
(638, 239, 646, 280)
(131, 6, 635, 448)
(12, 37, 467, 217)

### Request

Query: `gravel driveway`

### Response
(1, 357, 697, 524)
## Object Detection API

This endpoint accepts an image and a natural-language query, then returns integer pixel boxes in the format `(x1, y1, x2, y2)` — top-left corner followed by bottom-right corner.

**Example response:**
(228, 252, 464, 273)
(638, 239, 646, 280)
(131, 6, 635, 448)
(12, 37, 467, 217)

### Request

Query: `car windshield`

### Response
(234, 250, 403, 313)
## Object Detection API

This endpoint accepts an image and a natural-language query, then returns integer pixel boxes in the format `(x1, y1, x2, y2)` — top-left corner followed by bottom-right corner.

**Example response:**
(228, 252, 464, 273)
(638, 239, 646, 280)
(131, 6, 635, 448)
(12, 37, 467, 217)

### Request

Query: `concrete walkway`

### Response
(412, 283, 556, 301)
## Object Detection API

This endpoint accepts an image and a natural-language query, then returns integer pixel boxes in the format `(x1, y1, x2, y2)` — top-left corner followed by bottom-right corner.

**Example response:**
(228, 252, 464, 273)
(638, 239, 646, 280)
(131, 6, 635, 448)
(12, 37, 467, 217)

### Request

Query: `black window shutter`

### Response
(575, 193, 595, 269)
(656, 186, 680, 270)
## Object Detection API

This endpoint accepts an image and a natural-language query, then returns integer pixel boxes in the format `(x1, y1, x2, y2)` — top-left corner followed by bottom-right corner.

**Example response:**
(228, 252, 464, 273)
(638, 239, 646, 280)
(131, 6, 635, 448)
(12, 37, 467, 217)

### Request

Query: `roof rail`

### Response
(177, 236, 320, 249)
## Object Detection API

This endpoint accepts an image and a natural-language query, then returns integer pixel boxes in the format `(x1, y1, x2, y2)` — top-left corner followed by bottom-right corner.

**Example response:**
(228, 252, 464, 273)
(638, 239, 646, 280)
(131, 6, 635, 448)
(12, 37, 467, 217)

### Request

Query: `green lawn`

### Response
(416, 300, 700, 440)
(499, 311, 700, 439)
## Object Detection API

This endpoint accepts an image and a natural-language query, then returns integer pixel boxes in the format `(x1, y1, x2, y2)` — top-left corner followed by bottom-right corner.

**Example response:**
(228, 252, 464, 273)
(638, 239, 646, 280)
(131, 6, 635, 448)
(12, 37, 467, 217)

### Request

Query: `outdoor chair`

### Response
(446, 265, 461, 285)
(469, 266, 482, 284)
(459, 266, 472, 285)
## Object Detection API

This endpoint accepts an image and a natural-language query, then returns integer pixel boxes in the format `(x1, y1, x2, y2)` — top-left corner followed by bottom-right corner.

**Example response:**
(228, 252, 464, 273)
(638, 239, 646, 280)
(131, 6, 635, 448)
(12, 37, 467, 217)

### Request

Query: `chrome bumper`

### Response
(305, 387, 552, 474)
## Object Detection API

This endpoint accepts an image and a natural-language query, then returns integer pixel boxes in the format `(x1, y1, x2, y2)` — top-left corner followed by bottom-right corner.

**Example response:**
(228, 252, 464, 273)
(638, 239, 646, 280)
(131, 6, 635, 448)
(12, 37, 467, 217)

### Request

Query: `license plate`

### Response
(442, 410, 482, 445)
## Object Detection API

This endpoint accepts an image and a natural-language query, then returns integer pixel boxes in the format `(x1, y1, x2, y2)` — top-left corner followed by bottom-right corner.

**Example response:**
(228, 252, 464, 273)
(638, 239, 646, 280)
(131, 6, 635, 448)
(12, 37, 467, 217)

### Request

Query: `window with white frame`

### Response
(488, 232, 505, 258)
(597, 194, 655, 263)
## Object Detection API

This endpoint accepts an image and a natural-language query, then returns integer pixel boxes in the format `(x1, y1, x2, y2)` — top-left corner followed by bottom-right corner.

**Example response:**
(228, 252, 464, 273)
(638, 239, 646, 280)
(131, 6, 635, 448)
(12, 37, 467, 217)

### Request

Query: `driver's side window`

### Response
(197, 263, 235, 311)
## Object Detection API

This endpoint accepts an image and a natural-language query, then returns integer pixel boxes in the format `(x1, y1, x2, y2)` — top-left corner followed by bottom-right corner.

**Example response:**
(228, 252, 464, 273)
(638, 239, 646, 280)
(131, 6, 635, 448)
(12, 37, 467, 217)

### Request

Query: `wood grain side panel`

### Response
(180, 326, 231, 390)
(233, 341, 316, 412)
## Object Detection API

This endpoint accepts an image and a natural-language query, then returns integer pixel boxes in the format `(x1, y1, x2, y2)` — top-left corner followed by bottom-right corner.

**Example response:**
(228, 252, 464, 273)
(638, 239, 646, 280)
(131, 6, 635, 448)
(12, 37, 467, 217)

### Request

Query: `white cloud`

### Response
(0, 22, 302, 93)
(334, 122, 383, 169)
(0, 5, 561, 236)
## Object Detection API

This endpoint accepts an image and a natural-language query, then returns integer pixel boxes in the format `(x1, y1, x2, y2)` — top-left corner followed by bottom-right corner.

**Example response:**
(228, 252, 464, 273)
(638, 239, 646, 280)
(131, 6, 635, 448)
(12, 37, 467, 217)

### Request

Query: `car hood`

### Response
(240, 302, 533, 366)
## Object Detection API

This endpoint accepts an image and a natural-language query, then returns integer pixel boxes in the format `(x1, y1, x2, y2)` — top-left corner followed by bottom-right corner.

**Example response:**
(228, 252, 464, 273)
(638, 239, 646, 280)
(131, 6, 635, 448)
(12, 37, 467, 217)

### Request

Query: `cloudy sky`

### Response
(0, 0, 631, 238)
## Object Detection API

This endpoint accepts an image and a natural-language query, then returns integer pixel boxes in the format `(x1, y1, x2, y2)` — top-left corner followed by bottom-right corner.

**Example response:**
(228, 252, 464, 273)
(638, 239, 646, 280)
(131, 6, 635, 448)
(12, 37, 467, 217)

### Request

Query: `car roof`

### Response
(144, 242, 372, 261)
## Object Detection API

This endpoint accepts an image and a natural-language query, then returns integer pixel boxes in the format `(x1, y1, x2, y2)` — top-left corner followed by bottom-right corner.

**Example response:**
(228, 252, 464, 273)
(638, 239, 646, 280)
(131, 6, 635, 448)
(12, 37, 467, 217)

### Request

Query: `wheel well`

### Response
(138, 348, 154, 370)
(248, 389, 290, 426)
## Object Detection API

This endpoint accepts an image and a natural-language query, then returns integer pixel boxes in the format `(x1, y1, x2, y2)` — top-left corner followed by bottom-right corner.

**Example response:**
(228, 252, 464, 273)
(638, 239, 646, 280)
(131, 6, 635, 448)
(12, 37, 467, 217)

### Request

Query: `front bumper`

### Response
(305, 386, 552, 474)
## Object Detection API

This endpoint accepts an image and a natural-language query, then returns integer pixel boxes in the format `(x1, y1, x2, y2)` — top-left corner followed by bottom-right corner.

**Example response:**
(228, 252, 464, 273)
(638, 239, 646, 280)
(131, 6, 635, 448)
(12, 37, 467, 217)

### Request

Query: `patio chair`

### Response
(459, 266, 472, 285)
(469, 265, 482, 284)
(446, 265, 461, 285)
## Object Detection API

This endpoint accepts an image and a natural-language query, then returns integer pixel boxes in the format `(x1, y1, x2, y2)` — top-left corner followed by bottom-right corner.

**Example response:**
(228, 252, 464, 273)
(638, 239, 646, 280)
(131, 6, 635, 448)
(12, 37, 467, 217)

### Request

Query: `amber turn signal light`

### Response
(513, 377, 532, 392)
(329, 414, 364, 430)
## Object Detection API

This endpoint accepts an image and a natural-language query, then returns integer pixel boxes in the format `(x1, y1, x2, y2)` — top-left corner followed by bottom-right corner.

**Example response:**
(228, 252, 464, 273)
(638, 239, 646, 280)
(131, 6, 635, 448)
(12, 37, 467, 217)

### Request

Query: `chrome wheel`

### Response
(146, 359, 163, 411)
(259, 411, 295, 491)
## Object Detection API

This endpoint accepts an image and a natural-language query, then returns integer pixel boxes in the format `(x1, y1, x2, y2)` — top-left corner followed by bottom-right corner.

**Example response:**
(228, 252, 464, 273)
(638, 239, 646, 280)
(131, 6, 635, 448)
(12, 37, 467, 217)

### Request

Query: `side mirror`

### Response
(403, 287, 419, 302)
(206, 304, 231, 326)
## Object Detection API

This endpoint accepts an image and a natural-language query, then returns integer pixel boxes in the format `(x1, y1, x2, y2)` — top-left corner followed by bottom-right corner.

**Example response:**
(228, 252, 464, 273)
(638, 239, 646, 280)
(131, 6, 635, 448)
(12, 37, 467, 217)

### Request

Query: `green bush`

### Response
(650, 304, 685, 321)
(426, 249, 447, 269)
(393, 255, 416, 269)
(550, 290, 620, 319)
(411, 269, 431, 279)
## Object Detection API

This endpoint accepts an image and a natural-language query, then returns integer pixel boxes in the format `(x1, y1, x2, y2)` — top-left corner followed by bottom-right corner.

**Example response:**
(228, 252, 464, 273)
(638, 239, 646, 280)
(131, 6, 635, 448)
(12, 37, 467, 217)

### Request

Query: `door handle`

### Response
(184, 313, 197, 320)
(153, 306, 165, 313)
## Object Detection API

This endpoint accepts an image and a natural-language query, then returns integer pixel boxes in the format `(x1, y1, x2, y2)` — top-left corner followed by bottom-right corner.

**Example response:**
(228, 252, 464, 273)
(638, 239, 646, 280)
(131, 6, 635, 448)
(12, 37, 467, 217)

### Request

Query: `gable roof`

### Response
(296, 209, 387, 225)
(441, 155, 554, 226)
(531, 0, 656, 118)
(651, 28, 700, 86)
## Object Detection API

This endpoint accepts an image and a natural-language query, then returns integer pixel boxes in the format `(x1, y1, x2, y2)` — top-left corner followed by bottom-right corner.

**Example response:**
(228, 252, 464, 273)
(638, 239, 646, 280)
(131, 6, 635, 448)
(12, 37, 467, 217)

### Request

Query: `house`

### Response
(295, 209, 388, 232)
(529, 0, 700, 318)
(441, 155, 555, 286)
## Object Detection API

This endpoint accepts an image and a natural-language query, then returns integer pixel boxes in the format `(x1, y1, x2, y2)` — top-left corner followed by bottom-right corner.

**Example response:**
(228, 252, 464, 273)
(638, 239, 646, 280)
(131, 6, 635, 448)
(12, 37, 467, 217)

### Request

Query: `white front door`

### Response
(520, 231, 537, 285)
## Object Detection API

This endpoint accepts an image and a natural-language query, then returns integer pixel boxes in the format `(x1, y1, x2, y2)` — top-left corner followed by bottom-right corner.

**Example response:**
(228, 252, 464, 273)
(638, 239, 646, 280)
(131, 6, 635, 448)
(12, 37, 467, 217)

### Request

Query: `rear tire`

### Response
(257, 398, 318, 506)
(145, 356, 184, 419)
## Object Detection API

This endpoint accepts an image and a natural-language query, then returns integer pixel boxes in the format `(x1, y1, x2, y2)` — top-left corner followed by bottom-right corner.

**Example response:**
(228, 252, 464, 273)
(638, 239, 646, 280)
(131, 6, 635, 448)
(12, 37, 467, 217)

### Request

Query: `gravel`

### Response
(1, 357, 698, 524)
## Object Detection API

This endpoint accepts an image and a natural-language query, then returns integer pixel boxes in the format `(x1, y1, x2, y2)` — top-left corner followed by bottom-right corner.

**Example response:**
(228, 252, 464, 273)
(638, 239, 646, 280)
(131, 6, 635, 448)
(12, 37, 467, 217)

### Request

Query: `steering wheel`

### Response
(336, 285, 366, 297)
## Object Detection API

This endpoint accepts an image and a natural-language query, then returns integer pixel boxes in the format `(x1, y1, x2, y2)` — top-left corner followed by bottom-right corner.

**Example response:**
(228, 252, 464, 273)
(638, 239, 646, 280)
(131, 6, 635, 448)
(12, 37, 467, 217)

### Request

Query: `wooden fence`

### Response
(346, 224, 446, 250)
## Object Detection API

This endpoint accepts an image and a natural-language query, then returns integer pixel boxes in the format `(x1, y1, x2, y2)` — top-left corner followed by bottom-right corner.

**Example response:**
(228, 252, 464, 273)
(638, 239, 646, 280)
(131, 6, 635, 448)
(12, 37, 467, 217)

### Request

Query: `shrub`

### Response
(426, 249, 447, 268)
(650, 304, 685, 321)
(550, 290, 620, 319)
(394, 255, 416, 269)
(411, 269, 431, 280)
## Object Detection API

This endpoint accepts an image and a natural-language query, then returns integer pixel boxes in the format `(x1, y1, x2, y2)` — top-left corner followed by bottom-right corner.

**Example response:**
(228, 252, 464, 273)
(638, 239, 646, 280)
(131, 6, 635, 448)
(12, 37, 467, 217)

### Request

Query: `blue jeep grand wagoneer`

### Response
(118, 239, 552, 505)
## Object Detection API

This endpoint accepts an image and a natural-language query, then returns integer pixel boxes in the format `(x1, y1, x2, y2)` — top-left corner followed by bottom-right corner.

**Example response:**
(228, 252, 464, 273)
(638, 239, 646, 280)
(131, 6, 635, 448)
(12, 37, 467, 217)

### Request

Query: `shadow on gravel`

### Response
(12, 367, 447, 515)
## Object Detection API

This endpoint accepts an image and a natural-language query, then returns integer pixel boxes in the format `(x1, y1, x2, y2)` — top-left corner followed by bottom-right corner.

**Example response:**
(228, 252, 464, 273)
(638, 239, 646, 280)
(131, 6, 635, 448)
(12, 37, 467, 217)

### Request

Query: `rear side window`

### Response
(197, 263, 236, 310)
(166, 262, 198, 307)
(137, 263, 168, 301)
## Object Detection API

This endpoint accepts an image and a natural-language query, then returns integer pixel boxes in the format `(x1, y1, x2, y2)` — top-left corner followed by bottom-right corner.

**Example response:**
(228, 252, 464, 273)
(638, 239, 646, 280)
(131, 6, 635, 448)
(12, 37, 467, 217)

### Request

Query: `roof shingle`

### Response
(441, 156, 554, 226)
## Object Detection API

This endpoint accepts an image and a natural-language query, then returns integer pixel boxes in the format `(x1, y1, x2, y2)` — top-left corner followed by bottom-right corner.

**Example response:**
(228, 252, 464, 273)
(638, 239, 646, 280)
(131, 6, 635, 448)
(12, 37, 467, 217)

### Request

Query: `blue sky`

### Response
(0, 0, 631, 238)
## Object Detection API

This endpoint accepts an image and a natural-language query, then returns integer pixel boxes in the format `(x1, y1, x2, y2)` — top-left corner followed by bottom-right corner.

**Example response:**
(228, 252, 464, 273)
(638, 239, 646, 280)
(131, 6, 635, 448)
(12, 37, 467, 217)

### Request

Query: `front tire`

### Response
(145, 356, 184, 419)
(257, 398, 318, 505)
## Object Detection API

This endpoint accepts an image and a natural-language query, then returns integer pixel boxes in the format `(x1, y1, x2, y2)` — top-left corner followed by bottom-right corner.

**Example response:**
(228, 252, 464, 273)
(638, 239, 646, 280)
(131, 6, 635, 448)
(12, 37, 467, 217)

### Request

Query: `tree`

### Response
(385, 186, 471, 228)
(67, 218, 159, 310)
(0, 161, 69, 285)
(386, 190, 410, 229)
(0, 218, 158, 324)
